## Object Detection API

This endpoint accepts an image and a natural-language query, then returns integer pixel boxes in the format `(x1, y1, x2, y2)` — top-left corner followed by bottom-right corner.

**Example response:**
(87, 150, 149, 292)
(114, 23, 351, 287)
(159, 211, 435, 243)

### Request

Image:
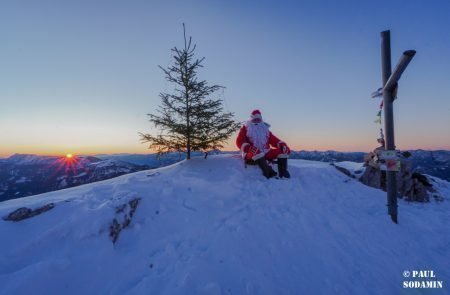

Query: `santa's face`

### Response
(251, 118, 262, 124)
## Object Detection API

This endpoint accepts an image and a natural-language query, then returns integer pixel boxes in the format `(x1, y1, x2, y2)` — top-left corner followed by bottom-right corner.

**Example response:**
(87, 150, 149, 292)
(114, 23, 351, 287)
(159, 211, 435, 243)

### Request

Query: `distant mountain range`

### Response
(94, 151, 229, 167)
(289, 150, 366, 163)
(403, 150, 450, 182)
(98, 150, 450, 182)
(1, 150, 449, 202)
(289, 150, 450, 182)
(0, 154, 149, 202)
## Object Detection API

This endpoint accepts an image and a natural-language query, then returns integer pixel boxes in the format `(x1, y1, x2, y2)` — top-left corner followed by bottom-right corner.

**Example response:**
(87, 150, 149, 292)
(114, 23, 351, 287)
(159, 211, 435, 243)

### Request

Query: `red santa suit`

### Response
(236, 110, 290, 162)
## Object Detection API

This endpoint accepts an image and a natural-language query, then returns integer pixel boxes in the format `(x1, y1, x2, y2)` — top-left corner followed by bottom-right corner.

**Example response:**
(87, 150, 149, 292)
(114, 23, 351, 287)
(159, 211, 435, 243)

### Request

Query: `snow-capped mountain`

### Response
(290, 150, 366, 163)
(406, 150, 450, 182)
(94, 151, 228, 167)
(0, 155, 448, 294)
(0, 154, 149, 202)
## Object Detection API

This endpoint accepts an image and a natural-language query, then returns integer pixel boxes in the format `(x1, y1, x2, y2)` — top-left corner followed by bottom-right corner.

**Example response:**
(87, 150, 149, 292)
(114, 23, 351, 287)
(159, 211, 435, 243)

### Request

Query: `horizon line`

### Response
(2, 148, 450, 159)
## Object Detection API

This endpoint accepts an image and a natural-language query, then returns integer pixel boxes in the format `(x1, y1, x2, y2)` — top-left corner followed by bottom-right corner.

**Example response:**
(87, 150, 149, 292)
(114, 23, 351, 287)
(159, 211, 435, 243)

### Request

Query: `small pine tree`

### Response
(140, 24, 240, 159)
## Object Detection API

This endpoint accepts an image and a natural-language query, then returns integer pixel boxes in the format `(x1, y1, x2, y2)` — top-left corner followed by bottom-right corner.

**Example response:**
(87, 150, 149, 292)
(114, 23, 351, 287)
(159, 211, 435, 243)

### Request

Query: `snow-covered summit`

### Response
(0, 155, 449, 294)
(6, 154, 57, 165)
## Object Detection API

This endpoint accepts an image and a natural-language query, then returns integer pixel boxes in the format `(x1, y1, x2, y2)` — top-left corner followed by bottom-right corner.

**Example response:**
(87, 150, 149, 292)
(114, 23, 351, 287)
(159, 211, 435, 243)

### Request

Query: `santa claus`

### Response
(236, 110, 291, 178)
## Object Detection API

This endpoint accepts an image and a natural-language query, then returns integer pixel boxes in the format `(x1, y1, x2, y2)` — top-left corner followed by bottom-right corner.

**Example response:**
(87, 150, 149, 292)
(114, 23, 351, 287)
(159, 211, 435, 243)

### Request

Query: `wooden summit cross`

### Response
(379, 30, 416, 224)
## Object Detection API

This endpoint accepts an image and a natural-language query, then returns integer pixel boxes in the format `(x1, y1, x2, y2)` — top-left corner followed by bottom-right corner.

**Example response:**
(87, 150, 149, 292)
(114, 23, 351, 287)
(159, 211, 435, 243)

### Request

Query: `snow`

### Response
(7, 154, 55, 165)
(0, 155, 449, 294)
(74, 172, 87, 178)
(59, 179, 67, 188)
(334, 161, 366, 178)
(91, 159, 121, 168)
(334, 161, 365, 173)
(15, 177, 30, 184)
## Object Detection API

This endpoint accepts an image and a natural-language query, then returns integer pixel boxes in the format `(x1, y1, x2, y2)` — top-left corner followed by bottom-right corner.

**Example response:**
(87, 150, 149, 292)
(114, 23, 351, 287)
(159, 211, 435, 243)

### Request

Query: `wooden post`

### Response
(380, 30, 415, 224)
(381, 30, 398, 223)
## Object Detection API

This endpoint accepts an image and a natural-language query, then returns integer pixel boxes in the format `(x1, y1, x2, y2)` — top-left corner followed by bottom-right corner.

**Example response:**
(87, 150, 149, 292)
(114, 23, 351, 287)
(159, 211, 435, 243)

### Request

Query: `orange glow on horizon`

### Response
(1, 140, 450, 159)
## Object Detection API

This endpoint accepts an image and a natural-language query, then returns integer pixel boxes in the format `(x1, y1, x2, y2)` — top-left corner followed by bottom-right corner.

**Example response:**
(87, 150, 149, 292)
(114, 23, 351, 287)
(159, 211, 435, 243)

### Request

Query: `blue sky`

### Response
(1, 0, 449, 156)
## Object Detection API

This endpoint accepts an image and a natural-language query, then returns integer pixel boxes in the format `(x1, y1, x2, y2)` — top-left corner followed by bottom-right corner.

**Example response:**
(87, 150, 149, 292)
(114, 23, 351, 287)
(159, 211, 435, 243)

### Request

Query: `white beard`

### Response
(246, 121, 270, 152)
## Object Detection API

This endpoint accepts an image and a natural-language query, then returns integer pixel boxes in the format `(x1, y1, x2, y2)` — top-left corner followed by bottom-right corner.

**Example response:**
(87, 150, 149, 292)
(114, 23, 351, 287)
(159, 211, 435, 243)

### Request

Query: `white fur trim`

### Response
(240, 142, 250, 159)
(252, 152, 265, 161)
(240, 142, 250, 152)
(251, 113, 262, 120)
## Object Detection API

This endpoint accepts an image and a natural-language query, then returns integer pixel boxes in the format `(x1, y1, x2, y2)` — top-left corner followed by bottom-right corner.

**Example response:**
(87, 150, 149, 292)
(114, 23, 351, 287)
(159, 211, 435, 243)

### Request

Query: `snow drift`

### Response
(0, 155, 449, 294)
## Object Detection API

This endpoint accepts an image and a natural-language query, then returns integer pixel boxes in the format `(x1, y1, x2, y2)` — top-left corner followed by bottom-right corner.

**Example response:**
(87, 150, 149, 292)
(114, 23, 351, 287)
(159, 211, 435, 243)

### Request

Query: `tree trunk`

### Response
(186, 99, 191, 160)
(180, 38, 191, 160)
(185, 73, 191, 160)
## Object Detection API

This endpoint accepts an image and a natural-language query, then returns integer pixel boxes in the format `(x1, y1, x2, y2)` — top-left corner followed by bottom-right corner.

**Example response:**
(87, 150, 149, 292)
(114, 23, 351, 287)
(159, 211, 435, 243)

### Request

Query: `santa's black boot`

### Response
(277, 158, 291, 178)
(255, 158, 277, 179)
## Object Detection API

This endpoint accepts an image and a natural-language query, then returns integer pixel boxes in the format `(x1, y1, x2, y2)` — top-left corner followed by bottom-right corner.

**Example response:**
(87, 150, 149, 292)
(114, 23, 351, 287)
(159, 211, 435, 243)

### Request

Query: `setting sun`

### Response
(66, 153, 73, 159)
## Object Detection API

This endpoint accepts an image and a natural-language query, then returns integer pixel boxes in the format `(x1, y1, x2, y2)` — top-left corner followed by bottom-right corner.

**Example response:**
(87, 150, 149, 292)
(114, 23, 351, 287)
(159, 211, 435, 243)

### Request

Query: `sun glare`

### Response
(66, 153, 73, 159)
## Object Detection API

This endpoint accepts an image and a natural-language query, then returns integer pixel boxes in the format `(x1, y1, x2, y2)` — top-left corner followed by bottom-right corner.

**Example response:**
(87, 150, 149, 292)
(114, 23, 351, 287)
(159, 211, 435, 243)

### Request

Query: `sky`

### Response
(1, 0, 449, 157)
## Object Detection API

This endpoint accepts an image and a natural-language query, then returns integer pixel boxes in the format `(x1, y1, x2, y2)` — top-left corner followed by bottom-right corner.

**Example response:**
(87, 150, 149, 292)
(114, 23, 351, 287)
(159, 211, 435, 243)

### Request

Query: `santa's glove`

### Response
(279, 142, 290, 154)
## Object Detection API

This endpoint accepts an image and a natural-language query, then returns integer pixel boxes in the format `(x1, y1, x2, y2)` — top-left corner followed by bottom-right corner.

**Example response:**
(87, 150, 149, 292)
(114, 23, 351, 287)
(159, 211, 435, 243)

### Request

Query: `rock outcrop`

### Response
(109, 198, 141, 244)
(3, 203, 55, 221)
(360, 150, 436, 202)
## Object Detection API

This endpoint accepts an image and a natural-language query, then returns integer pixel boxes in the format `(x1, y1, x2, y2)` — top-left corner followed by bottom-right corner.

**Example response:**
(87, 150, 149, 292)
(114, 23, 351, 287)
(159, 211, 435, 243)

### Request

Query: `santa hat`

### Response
(250, 109, 262, 120)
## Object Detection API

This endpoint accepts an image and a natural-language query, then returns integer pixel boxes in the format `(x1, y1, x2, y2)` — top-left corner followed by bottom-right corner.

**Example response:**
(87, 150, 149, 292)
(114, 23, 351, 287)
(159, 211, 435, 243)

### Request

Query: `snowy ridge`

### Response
(333, 161, 366, 179)
(6, 154, 57, 165)
(0, 155, 449, 294)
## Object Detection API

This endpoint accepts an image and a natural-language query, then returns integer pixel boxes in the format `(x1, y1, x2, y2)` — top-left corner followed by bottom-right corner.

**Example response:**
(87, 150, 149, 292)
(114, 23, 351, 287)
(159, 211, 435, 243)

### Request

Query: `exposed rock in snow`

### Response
(110, 198, 141, 244)
(3, 203, 55, 222)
